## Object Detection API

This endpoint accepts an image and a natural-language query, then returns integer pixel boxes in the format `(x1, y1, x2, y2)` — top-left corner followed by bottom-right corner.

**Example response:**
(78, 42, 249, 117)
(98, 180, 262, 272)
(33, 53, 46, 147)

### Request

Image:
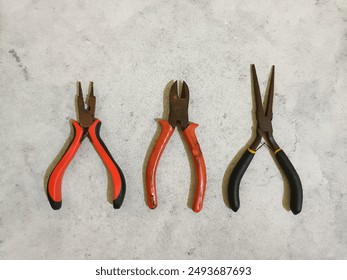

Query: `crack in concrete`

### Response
(8, 49, 30, 81)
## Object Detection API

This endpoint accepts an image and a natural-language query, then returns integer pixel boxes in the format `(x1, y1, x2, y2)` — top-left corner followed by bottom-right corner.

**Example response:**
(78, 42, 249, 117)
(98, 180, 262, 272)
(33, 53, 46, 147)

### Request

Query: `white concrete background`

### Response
(0, 0, 346, 259)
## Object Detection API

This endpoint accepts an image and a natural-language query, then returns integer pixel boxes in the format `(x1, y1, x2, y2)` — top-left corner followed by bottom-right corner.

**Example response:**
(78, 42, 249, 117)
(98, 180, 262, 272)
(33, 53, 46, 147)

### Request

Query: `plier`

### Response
(227, 65, 303, 214)
(146, 81, 207, 212)
(47, 82, 126, 210)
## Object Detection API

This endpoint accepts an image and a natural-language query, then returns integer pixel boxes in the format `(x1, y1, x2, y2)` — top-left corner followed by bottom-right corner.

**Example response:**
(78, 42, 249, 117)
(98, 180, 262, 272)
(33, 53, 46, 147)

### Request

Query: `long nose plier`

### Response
(47, 82, 126, 210)
(146, 81, 207, 212)
(227, 65, 303, 214)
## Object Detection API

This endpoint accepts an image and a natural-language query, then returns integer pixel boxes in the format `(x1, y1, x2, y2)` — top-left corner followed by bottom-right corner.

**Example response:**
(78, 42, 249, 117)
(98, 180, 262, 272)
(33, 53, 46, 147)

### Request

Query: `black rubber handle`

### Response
(275, 150, 303, 215)
(227, 149, 255, 212)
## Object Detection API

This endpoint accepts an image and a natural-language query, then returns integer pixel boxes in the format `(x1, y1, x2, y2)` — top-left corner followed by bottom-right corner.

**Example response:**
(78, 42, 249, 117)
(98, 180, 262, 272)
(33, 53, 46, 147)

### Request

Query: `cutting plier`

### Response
(227, 65, 303, 214)
(146, 81, 207, 212)
(47, 82, 126, 210)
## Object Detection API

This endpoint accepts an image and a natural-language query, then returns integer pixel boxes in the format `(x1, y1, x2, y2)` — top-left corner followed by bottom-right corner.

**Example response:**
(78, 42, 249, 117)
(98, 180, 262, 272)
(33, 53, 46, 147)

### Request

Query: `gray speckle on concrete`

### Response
(0, 0, 346, 259)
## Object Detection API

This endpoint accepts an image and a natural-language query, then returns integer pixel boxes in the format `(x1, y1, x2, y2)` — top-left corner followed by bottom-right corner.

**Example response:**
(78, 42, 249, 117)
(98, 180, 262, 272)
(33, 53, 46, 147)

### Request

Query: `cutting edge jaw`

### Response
(168, 80, 190, 130)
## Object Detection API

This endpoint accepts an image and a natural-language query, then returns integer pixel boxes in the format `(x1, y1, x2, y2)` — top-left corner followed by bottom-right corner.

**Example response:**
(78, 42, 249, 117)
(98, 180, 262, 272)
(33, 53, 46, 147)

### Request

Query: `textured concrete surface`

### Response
(0, 0, 346, 259)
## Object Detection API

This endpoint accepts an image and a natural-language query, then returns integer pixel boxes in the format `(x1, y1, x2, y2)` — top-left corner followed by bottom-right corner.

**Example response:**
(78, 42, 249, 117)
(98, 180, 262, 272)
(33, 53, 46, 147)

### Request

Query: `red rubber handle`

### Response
(47, 120, 83, 210)
(88, 119, 126, 209)
(183, 123, 207, 212)
(146, 119, 174, 209)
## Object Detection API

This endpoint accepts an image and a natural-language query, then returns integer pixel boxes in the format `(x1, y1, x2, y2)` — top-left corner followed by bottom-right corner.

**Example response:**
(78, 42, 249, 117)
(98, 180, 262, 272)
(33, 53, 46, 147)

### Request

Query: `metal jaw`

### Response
(168, 81, 190, 130)
(76, 81, 96, 128)
(249, 65, 279, 151)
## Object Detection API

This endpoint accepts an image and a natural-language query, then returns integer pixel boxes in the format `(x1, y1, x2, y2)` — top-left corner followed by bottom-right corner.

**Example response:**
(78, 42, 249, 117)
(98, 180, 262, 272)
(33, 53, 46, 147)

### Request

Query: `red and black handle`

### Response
(47, 120, 83, 210)
(47, 119, 125, 210)
(145, 120, 206, 212)
(88, 119, 126, 209)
